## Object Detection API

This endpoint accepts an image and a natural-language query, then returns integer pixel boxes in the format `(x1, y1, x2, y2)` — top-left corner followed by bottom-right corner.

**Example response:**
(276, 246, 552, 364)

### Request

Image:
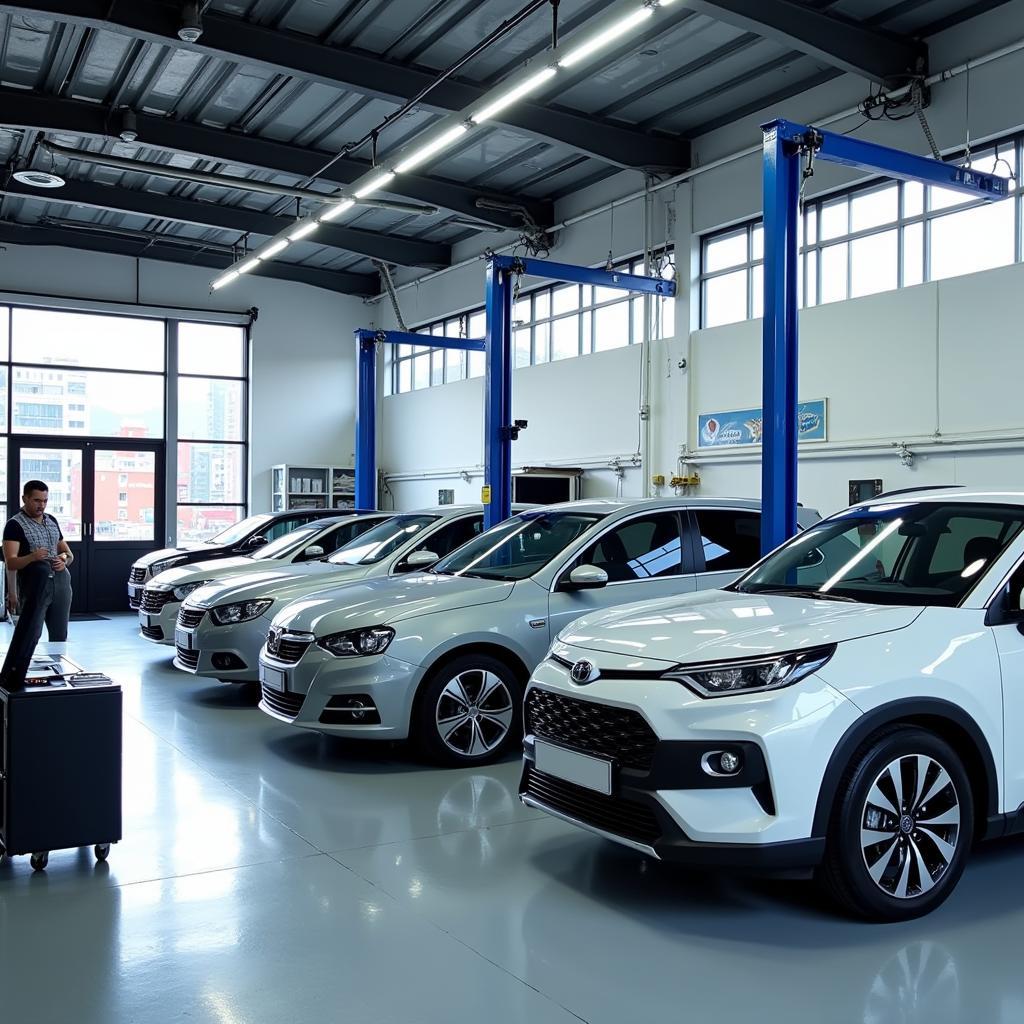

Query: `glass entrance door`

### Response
(8, 439, 164, 613)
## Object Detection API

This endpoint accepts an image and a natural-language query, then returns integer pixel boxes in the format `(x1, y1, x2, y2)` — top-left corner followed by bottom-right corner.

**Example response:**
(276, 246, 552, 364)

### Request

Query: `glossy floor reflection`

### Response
(3, 616, 1024, 1023)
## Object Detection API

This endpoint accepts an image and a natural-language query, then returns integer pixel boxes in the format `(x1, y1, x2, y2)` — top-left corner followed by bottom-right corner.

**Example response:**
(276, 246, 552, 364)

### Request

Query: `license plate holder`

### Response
(535, 739, 612, 796)
(175, 628, 193, 651)
(128, 585, 142, 599)
(260, 664, 286, 692)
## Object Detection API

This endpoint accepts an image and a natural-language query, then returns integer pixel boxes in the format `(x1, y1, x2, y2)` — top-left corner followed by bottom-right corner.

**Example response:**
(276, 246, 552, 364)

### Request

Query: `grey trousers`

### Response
(0, 567, 73, 689)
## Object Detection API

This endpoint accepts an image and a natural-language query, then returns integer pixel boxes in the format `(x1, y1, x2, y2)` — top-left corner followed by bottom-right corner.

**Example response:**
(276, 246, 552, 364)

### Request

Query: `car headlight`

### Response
(210, 599, 273, 625)
(172, 580, 210, 601)
(317, 626, 395, 658)
(665, 645, 835, 698)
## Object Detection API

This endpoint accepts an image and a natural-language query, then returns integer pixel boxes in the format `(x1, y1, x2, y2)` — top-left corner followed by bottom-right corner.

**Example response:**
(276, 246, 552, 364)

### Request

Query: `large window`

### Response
(176, 322, 248, 542)
(0, 306, 249, 545)
(700, 139, 1020, 328)
(388, 251, 676, 395)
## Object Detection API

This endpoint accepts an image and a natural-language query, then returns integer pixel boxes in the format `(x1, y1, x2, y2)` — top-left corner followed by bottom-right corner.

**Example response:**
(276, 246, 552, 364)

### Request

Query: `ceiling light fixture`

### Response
(394, 124, 469, 174)
(288, 220, 319, 242)
(12, 169, 66, 189)
(257, 239, 289, 260)
(177, 0, 203, 43)
(319, 198, 355, 223)
(237, 258, 260, 275)
(353, 172, 396, 199)
(558, 7, 654, 68)
(118, 108, 139, 144)
(211, 270, 240, 291)
(470, 66, 557, 124)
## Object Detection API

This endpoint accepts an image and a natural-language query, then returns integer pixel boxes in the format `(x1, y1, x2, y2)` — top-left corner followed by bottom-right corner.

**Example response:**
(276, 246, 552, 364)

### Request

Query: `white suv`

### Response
(521, 489, 1024, 920)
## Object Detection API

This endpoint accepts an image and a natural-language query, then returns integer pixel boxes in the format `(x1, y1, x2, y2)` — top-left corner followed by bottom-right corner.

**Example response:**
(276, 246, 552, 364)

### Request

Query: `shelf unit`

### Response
(272, 464, 356, 512)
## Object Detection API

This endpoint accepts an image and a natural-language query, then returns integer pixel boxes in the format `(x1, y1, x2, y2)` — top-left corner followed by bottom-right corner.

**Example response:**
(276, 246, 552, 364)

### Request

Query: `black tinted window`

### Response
(321, 518, 377, 554)
(412, 516, 483, 559)
(577, 513, 683, 581)
(695, 510, 761, 572)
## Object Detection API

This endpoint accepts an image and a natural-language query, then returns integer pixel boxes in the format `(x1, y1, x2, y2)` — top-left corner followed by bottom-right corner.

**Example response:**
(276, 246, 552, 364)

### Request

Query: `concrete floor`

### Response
(2, 615, 1023, 1023)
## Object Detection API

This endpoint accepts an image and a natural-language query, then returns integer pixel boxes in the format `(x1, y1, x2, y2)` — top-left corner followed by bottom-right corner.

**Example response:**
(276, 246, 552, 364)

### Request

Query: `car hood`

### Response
(135, 543, 216, 568)
(560, 589, 923, 665)
(148, 555, 268, 589)
(186, 560, 372, 609)
(272, 572, 517, 635)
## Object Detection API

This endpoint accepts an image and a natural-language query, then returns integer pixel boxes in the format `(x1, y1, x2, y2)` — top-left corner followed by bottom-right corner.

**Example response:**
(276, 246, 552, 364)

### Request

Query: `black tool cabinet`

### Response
(0, 669, 121, 871)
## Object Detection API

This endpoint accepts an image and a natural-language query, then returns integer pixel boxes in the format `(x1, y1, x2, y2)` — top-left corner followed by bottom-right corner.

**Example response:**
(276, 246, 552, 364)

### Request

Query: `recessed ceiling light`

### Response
(640, 49, 658, 56)
(12, 169, 66, 189)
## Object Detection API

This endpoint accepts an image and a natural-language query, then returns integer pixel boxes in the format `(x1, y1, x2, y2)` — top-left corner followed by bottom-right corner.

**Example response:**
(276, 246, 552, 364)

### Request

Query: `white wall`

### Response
(376, 2, 1024, 518)
(0, 243, 374, 512)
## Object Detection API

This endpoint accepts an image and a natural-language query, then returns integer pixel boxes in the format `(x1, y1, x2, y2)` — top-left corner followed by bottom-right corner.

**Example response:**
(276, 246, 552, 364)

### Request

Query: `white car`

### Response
(137, 512, 391, 644)
(257, 499, 819, 766)
(520, 488, 1024, 921)
(173, 506, 510, 681)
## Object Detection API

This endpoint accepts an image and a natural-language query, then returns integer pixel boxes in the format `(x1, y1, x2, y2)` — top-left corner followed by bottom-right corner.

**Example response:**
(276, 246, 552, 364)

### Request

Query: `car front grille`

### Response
(141, 589, 174, 613)
(265, 626, 313, 665)
(129, 566, 147, 585)
(522, 767, 661, 845)
(261, 686, 305, 719)
(177, 607, 206, 629)
(128, 594, 141, 610)
(175, 645, 200, 669)
(525, 689, 658, 771)
(141, 624, 164, 641)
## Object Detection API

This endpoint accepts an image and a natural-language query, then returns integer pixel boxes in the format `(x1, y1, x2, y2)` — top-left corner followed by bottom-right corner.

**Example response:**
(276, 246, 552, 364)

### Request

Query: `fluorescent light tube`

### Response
(237, 258, 260, 275)
(354, 172, 396, 199)
(471, 66, 557, 123)
(558, 7, 654, 68)
(258, 238, 289, 260)
(288, 221, 319, 242)
(395, 124, 469, 174)
(211, 270, 240, 290)
(320, 198, 355, 222)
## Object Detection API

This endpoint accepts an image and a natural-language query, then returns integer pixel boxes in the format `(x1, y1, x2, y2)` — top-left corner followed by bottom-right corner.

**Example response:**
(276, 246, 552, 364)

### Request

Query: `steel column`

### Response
(760, 120, 802, 555)
(484, 261, 514, 531)
(355, 335, 377, 510)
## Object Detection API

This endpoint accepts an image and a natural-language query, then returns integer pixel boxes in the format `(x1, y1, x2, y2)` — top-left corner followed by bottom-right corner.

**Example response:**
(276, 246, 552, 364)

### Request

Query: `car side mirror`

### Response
(1018, 589, 1024, 612)
(245, 535, 267, 549)
(563, 564, 609, 591)
(403, 550, 438, 570)
(301, 545, 325, 560)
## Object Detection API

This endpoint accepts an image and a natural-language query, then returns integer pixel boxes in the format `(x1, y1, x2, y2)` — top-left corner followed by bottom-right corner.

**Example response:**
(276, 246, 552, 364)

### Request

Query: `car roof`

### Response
(265, 507, 374, 520)
(847, 488, 1024, 511)
(305, 512, 391, 528)
(402, 504, 535, 515)
(514, 497, 765, 514)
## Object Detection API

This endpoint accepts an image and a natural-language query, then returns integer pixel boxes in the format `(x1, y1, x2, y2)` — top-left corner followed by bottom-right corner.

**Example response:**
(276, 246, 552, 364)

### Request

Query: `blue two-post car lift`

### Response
(355, 254, 676, 529)
(760, 118, 1012, 554)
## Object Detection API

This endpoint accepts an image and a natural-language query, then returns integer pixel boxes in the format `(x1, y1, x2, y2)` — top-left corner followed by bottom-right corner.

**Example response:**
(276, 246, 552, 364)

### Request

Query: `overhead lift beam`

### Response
(0, 0, 690, 171)
(760, 118, 1010, 554)
(354, 258, 676, 526)
(0, 88, 551, 231)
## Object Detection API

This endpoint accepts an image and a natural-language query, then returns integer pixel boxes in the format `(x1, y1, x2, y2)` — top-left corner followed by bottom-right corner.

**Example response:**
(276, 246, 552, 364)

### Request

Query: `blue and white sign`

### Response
(698, 399, 827, 449)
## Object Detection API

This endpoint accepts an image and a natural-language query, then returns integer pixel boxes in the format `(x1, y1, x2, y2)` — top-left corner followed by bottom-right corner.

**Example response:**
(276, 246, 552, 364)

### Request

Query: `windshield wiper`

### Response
(457, 570, 517, 581)
(741, 585, 858, 603)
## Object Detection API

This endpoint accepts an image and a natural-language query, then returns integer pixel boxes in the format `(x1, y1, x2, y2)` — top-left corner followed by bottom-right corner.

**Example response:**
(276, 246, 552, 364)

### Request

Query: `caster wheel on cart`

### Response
(94, 844, 110, 862)
(30, 852, 48, 871)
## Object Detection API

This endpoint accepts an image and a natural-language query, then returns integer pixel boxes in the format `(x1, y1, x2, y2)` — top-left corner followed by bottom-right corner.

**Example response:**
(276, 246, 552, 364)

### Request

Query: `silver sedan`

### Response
(258, 498, 819, 766)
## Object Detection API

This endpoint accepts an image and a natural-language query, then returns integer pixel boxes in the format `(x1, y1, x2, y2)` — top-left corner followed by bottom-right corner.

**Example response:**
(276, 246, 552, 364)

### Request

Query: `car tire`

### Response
(415, 654, 523, 768)
(819, 727, 973, 922)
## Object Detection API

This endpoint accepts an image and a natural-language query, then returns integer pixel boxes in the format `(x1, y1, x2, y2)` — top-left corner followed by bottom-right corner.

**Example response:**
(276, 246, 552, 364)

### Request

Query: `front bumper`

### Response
(172, 613, 269, 682)
(256, 644, 423, 739)
(138, 599, 180, 645)
(519, 652, 860, 872)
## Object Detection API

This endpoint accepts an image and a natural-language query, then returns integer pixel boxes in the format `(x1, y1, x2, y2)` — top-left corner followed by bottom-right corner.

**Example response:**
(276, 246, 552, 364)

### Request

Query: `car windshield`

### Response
(210, 513, 273, 546)
(328, 514, 440, 566)
(432, 511, 605, 581)
(250, 524, 322, 560)
(734, 500, 1024, 607)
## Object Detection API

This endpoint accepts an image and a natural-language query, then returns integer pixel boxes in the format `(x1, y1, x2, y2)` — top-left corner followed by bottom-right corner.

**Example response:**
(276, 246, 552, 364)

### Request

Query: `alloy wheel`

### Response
(860, 754, 961, 900)
(435, 669, 514, 758)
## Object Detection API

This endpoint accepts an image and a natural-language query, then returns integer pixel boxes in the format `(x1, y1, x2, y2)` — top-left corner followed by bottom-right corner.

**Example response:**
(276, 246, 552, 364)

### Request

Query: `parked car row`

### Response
(128, 488, 1024, 921)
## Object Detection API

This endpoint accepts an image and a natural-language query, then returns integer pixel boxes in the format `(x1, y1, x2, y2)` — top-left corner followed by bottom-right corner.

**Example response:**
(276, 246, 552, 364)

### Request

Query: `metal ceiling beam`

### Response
(680, 0, 926, 85)
(0, 177, 451, 268)
(0, 88, 552, 229)
(0, 0, 690, 170)
(0, 221, 379, 294)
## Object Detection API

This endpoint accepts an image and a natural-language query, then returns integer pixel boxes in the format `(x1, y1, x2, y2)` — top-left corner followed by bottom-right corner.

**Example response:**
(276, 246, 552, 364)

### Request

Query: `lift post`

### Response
(760, 118, 1011, 554)
(484, 254, 676, 530)
(353, 329, 485, 509)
